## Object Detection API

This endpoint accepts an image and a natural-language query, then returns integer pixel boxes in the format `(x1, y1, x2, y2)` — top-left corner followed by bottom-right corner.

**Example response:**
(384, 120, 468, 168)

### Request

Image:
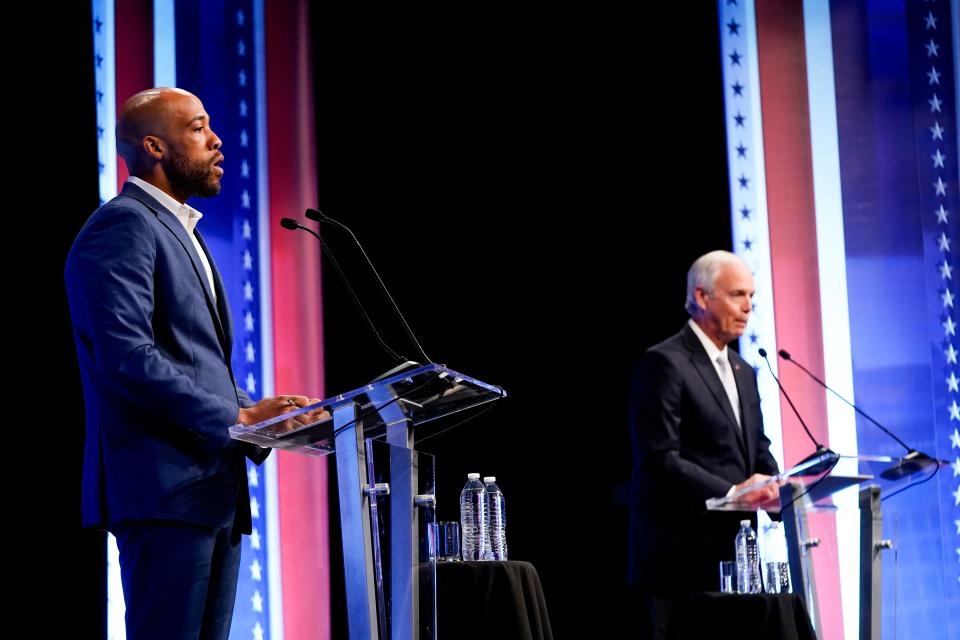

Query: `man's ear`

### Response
(693, 285, 709, 310)
(143, 135, 164, 160)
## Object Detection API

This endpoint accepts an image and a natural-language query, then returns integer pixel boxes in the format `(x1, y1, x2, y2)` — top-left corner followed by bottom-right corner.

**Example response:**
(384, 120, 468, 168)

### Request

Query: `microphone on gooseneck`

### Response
(777, 349, 944, 480)
(279, 217, 410, 367)
(758, 348, 840, 475)
(305, 208, 432, 367)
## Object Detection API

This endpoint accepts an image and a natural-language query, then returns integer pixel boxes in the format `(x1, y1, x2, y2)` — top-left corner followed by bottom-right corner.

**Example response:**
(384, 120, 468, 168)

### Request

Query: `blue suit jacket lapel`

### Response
(121, 183, 231, 363)
(193, 230, 234, 354)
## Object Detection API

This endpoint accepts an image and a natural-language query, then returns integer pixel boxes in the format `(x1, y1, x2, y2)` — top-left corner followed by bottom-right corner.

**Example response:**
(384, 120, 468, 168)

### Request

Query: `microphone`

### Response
(279, 217, 413, 368)
(758, 348, 839, 475)
(305, 208, 432, 366)
(777, 349, 943, 480)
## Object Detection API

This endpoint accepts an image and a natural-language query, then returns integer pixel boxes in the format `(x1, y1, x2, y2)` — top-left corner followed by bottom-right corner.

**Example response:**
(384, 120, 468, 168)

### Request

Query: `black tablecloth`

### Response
(665, 592, 817, 640)
(434, 560, 553, 640)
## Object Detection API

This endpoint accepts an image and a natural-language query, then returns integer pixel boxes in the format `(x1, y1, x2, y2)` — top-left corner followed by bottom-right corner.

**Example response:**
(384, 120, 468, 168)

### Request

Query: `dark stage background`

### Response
(18, 3, 731, 637)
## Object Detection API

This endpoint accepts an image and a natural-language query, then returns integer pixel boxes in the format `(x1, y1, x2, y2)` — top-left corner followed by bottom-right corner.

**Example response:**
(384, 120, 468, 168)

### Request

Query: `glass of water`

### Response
(437, 521, 460, 561)
(719, 560, 737, 593)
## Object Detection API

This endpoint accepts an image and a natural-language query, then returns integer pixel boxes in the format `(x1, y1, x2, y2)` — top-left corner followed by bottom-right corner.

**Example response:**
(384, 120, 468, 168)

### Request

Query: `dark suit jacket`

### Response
(627, 324, 778, 591)
(66, 181, 268, 534)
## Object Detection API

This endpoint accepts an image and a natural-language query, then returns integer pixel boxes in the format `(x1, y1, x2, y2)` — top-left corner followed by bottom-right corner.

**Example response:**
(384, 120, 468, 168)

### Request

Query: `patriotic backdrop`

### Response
(719, 0, 959, 638)
(89, 1, 960, 639)
(91, 1, 330, 639)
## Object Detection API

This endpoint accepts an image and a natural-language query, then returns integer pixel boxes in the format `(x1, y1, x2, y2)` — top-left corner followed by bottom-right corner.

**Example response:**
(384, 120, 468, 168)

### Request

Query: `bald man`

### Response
(627, 250, 780, 637)
(66, 88, 315, 640)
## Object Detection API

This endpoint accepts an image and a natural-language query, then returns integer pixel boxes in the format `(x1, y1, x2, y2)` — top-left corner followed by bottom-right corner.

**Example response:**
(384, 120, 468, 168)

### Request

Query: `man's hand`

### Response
(237, 395, 317, 426)
(731, 473, 781, 506)
(300, 398, 330, 424)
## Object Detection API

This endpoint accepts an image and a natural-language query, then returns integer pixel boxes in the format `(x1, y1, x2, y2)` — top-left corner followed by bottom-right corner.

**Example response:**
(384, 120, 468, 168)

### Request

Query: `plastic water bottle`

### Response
(735, 519, 762, 594)
(760, 521, 792, 594)
(483, 476, 508, 560)
(460, 473, 489, 561)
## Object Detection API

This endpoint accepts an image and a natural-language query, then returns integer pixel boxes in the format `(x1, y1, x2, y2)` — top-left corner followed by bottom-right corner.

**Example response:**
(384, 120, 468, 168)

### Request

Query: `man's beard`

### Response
(167, 147, 221, 198)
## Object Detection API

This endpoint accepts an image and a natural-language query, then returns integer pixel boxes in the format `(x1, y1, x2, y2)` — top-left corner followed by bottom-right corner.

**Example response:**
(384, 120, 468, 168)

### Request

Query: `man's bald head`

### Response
(113, 88, 224, 202)
(116, 88, 200, 172)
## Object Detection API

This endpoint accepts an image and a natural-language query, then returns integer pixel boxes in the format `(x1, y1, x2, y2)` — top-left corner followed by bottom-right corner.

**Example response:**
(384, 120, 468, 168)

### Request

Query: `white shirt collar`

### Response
(687, 318, 729, 365)
(127, 176, 204, 234)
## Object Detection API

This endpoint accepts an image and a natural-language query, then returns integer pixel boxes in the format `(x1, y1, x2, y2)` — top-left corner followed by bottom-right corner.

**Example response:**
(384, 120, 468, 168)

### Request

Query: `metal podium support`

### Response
(708, 452, 928, 640)
(230, 363, 506, 640)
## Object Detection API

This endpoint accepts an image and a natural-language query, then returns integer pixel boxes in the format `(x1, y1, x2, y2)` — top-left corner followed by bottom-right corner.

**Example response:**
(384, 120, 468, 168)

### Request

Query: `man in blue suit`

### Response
(628, 250, 781, 638)
(66, 88, 316, 640)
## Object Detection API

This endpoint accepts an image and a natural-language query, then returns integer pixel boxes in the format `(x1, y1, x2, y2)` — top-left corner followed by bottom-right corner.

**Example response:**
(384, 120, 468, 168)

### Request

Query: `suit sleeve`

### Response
(233, 387, 271, 465)
(750, 372, 779, 476)
(629, 350, 736, 501)
(65, 206, 239, 455)
(236, 386, 255, 408)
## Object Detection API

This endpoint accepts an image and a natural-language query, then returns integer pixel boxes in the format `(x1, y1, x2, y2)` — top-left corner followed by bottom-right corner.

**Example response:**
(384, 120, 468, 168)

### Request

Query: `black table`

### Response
(665, 592, 817, 640)
(434, 560, 554, 640)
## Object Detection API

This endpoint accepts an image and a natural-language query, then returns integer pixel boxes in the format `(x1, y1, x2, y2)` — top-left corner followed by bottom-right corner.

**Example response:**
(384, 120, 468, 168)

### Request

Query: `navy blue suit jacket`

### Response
(627, 324, 778, 588)
(66, 182, 268, 534)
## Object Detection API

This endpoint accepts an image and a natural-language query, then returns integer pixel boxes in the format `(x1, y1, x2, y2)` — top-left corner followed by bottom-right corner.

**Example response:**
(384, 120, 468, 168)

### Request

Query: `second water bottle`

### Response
(484, 476, 508, 560)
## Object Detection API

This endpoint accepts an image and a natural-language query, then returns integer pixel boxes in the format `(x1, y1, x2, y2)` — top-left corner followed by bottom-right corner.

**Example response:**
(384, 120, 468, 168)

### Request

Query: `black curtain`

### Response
(311, 4, 731, 637)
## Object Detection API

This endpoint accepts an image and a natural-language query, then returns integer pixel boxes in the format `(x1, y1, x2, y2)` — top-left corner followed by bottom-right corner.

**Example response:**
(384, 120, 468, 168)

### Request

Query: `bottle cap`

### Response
(467, 473, 480, 480)
(483, 476, 496, 483)
(740, 520, 751, 527)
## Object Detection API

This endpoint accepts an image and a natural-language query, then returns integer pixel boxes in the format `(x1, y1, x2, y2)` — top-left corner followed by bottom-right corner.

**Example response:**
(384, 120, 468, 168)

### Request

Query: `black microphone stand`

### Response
(777, 349, 944, 480)
(758, 348, 839, 476)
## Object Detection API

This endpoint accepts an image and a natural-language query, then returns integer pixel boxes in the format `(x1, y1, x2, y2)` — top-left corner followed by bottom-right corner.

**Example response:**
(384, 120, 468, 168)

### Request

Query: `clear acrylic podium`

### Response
(229, 363, 507, 640)
(706, 450, 944, 640)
